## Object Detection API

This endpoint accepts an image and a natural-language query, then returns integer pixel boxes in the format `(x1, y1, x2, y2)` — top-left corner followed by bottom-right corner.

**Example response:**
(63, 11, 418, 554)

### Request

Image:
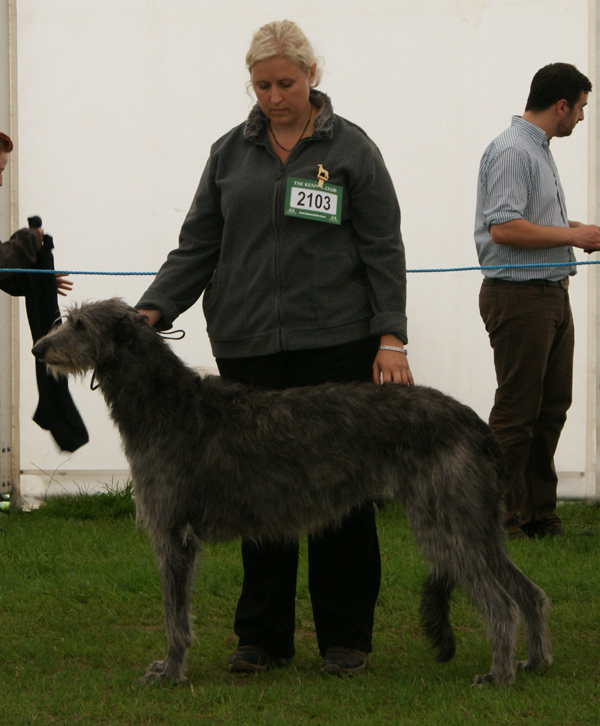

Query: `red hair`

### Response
(0, 132, 14, 153)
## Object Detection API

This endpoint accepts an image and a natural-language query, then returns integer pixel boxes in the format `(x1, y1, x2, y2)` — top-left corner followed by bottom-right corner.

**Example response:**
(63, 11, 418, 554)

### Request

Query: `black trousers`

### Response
(479, 279, 574, 525)
(216, 338, 382, 658)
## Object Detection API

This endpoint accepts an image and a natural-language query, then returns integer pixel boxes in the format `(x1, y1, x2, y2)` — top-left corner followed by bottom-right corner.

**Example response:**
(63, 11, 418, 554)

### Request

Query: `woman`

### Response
(0, 132, 43, 275)
(137, 20, 412, 674)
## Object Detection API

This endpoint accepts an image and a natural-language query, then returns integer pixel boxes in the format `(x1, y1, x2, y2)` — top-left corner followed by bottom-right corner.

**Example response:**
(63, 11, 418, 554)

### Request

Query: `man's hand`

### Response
(569, 223, 600, 252)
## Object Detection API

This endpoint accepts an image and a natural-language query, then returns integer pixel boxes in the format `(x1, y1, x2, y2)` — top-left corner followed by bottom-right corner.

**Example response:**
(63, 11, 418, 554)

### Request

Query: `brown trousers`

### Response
(479, 278, 574, 525)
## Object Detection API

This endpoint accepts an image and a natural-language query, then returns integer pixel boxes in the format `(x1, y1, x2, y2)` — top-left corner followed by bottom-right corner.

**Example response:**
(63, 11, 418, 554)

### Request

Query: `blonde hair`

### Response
(246, 20, 322, 87)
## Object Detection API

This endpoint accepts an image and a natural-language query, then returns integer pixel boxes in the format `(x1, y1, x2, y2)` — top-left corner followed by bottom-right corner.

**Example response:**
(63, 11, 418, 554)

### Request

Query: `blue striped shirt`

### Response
(474, 115, 576, 281)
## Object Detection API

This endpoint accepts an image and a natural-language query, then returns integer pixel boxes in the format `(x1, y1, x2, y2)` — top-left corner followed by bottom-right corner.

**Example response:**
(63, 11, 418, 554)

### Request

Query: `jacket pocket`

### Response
(313, 254, 371, 328)
(203, 264, 247, 339)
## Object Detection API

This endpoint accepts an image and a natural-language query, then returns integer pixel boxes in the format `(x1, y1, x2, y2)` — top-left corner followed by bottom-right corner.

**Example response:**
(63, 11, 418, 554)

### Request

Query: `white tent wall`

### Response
(5, 0, 596, 500)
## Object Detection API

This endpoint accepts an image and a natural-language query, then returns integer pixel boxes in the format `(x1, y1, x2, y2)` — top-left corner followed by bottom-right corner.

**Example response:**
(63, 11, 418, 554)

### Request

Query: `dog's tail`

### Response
(420, 571, 456, 662)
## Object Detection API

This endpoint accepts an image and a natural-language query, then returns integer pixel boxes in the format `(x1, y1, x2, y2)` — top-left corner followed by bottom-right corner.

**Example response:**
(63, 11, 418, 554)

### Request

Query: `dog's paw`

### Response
(472, 672, 512, 687)
(138, 671, 168, 685)
(517, 656, 552, 675)
(138, 659, 187, 685)
(138, 670, 188, 685)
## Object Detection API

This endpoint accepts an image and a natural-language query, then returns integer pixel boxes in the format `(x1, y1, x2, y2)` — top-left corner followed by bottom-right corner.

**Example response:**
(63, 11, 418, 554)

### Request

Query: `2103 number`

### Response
(295, 190, 332, 211)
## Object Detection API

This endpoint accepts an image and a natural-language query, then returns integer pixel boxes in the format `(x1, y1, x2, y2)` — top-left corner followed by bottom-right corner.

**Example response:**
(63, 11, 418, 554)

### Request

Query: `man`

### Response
(475, 63, 600, 539)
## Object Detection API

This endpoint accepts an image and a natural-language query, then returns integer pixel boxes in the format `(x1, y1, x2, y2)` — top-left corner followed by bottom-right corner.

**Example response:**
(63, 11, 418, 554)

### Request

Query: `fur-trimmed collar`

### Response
(243, 89, 334, 142)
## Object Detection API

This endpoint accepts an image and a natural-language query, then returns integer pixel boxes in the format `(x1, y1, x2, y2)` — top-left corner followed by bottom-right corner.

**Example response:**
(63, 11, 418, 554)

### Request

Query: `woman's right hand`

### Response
(137, 308, 163, 327)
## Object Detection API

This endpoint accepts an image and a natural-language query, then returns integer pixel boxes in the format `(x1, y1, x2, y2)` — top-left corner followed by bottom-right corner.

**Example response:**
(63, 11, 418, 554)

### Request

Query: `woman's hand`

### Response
(32, 226, 44, 251)
(372, 335, 414, 386)
(55, 273, 73, 297)
(136, 308, 163, 327)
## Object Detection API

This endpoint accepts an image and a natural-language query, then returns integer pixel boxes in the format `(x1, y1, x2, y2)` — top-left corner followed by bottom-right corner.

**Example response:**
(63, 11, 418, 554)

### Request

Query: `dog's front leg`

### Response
(139, 528, 199, 684)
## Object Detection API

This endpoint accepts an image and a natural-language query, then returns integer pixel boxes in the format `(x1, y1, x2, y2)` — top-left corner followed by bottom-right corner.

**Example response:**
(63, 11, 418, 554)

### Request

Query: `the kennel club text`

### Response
(285, 177, 343, 225)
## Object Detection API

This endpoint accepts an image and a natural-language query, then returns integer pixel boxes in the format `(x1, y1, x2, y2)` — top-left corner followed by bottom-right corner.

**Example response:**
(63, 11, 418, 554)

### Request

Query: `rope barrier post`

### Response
(0, 0, 20, 512)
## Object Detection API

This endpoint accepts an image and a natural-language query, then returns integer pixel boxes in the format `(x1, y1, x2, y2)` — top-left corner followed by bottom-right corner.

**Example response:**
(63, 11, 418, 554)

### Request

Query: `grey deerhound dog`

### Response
(32, 299, 551, 686)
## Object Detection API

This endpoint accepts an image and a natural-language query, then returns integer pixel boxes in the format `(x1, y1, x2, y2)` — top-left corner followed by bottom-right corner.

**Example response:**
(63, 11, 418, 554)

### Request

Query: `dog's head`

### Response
(32, 298, 150, 379)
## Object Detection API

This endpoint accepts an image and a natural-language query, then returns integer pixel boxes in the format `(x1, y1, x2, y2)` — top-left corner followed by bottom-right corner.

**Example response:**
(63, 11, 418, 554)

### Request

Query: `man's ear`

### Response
(555, 98, 570, 116)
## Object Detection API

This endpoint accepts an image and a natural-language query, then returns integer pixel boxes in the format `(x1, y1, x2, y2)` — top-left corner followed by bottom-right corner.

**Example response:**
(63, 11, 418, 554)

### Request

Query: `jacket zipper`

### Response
(267, 139, 311, 351)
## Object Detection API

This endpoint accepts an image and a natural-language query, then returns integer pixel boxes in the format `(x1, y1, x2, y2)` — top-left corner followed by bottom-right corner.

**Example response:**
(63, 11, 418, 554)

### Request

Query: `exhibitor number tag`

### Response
(284, 177, 343, 225)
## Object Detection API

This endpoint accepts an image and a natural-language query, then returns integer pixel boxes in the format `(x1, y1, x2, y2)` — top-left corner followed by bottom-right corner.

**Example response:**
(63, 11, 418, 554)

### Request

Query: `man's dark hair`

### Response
(525, 63, 592, 112)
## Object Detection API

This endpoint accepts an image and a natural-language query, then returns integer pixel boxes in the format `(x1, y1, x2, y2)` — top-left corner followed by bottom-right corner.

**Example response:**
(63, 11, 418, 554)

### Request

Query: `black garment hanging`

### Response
(0, 232, 88, 451)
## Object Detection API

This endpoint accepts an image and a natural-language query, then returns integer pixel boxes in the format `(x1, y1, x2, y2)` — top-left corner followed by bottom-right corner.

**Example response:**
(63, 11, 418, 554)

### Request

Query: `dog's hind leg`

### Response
(408, 501, 519, 684)
(457, 563, 521, 686)
(140, 525, 200, 684)
(494, 556, 552, 675)
(412, 528, 520, 684)
(420, 571, 456, 663)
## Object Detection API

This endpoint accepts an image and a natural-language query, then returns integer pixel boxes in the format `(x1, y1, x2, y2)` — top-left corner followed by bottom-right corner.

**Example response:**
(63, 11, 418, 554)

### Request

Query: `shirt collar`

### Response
(511, 115, 549, 147)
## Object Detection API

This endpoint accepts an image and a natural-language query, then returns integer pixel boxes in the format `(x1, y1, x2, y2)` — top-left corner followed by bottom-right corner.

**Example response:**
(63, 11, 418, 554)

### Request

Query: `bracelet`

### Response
(379, 345, 407, 355)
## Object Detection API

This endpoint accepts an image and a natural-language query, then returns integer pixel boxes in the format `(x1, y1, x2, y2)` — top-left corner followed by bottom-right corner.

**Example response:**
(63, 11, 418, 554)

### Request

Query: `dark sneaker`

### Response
(228, 646, 284, 673)
(321, 647, 368, 675)
(524, 514, 565, 538)
(505, 519, 526, 540)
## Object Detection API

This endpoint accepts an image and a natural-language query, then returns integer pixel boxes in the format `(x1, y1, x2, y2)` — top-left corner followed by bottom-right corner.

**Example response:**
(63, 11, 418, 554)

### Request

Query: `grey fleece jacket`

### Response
(136, 90, 408, 358)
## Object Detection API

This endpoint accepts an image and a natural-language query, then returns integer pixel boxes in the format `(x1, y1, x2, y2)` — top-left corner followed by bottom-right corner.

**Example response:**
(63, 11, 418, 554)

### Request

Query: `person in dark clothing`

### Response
(0, 132, 71, 295)
(0, 131, 87, 452)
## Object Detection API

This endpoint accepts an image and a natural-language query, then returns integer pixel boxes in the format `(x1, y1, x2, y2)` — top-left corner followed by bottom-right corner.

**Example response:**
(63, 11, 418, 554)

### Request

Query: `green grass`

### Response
(31, 481, 137, 520)
(0, 494, 599, 725)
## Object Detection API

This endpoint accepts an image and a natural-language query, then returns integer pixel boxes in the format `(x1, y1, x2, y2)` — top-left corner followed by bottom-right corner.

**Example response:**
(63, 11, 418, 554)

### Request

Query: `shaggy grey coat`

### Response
(32, 299, 552, 686)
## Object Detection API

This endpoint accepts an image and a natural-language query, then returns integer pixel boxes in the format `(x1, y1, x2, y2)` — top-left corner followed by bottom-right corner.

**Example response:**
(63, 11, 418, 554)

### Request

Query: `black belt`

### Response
(484, 277, 569, 290)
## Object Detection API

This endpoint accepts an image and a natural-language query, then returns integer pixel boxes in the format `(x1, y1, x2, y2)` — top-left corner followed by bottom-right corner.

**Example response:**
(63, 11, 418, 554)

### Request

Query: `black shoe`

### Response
(228, 646, 285, 673)
(504, 519, 527, 541)
(321, 647, 368, 675)
(523, 514, 565, 538)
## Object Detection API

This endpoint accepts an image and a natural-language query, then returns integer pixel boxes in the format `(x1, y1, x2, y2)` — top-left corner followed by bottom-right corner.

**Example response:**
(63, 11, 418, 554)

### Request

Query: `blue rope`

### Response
(407, 260, 600, 274)
(0, 268, 157, 275)
(0, 259, 598, 276)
